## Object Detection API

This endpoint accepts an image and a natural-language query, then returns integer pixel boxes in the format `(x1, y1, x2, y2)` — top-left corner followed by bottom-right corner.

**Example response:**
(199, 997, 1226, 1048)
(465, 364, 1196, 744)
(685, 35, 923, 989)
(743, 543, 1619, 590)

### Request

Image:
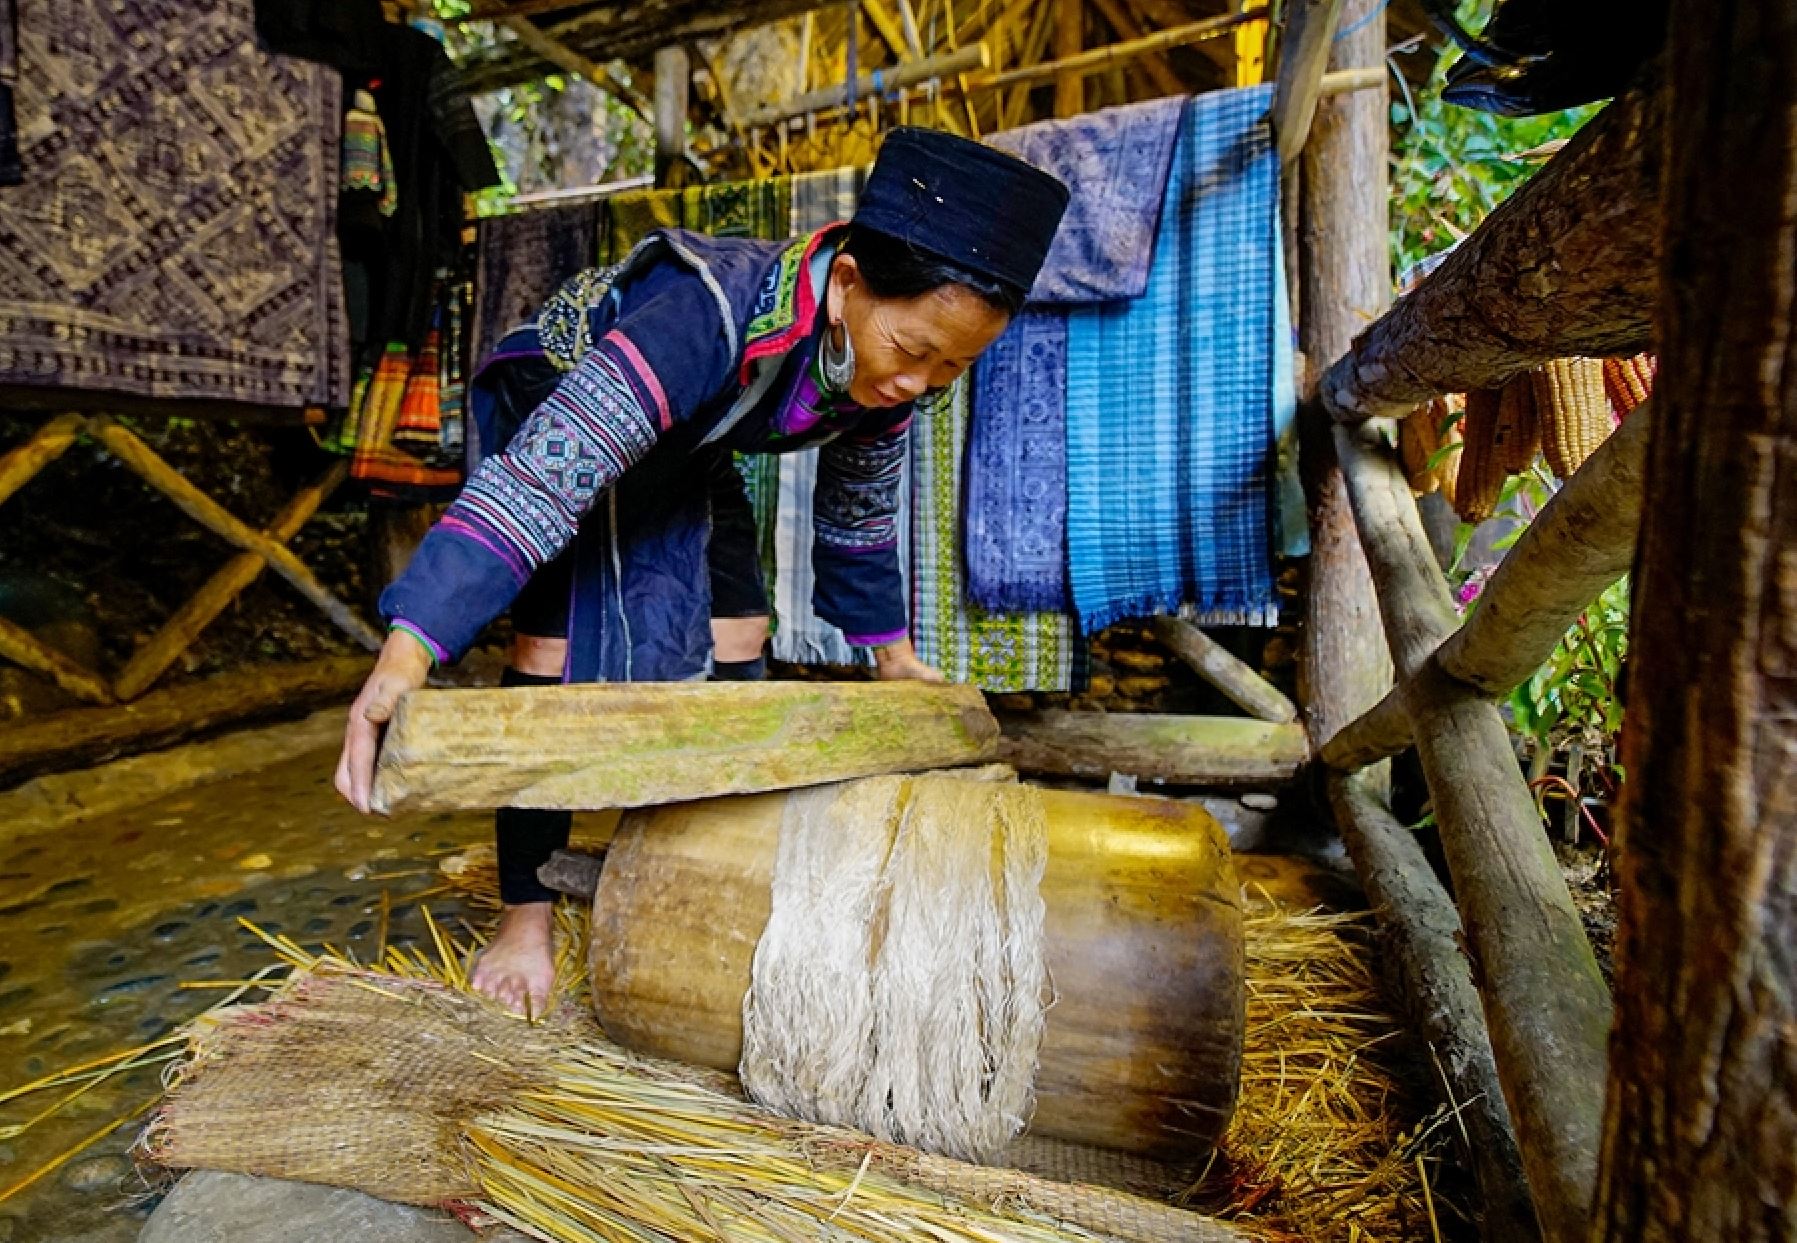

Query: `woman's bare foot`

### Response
(471, 902, 557, 1018)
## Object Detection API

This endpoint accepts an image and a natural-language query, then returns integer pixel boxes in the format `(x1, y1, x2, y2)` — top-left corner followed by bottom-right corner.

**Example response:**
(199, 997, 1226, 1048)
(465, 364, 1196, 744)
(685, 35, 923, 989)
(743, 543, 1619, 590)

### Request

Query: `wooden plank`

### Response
(0, 614, 112, 706)
(1321, 75, 1665, 422)
(85, 417, 383, 652)
(1329, 770, 1543, 1241)
(113, 462, 350, 702)
(1149, 618, 1297, 723)
(1270, 0, 1346, 165)
(1323, 404, 1649, 770)
(995, 710, 1308, 788)
(0, 656, 372, 788)
(1591, 0, 1797, 1232)
(370, 682, 1002, 813)
(1333, 419, 1610, 1243)
(0, 412, 85, 510)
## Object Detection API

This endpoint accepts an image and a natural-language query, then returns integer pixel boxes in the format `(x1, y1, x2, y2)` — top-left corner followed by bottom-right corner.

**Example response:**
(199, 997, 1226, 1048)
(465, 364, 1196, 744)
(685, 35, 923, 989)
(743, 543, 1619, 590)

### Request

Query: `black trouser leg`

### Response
(495, 667, 572, 906)
(712, 654, 767, 681)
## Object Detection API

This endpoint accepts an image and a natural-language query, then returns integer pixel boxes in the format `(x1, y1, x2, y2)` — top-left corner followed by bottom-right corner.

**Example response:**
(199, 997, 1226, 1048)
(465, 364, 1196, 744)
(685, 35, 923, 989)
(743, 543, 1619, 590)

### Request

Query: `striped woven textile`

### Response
(1065, 85, 1281, 632)
(910, 379, 1074, 692)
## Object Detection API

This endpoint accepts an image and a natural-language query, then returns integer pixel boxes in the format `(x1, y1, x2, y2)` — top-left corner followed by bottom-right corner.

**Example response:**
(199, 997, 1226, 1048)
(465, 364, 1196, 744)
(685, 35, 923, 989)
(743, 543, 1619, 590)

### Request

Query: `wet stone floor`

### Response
(0, 745, 495, 1242)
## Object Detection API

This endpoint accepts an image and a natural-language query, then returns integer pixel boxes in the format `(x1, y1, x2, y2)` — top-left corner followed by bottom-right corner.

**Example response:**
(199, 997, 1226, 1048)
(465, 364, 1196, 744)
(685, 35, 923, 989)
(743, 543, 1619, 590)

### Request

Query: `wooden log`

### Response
(0, 614, 112, 706)
(370, 682, 1002, 814)
(85, 417, 383, 652)
(975, 9, 1261, 92)
(538, 848, 606, 900)
(1329, 769, 1543, 1241)
(1591, 1, 1797, 1235)
(0, 412, 84, 509)
(1295, 0, 1392, 750)
(1323, 404, 1650, 770)
(1148, 617, 1298, 723)
(739, 44, 990, 128)
(0, 656, 372, 788)
(995, 710, 1308, 788)
(113, 462, 349, 702)
(589, 780, 1244, 1160)
(1333, 420, 1610, 1243)
(1270, 0, 1345, 166)
(1055, 0, 1084, 117)
(1321, 76, 1666, 423)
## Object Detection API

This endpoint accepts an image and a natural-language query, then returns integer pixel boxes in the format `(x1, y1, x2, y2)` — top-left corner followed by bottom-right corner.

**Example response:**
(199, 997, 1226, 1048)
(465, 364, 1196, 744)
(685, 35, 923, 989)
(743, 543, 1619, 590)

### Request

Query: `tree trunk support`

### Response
(995, 709, 1309, 788)
(1148, 617, 1298, 724)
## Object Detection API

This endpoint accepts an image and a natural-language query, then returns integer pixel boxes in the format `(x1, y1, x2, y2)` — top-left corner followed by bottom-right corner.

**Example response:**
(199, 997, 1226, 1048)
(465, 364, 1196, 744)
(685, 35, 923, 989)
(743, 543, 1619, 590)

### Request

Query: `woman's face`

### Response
(828, 254, 1011, 409)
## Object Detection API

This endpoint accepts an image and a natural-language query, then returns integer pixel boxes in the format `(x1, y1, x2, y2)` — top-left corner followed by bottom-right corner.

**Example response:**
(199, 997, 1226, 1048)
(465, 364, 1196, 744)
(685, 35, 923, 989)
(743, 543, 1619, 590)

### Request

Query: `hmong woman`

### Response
(335, 128, 1069, 1014)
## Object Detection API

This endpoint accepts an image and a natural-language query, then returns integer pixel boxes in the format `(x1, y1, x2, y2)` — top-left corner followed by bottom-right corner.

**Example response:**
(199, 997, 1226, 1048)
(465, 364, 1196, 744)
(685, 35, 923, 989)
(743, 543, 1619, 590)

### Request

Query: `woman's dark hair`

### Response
(840, 225, 1027, 317)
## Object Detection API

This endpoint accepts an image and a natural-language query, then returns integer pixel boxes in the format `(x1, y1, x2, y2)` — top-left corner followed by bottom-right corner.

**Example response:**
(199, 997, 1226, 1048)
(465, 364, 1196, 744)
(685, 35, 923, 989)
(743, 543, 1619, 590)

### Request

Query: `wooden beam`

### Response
(0, 656, 372, 788)
(0, 614, 111, 706)
(995, 710, 1308, 788)
(1148, 617, 1298, 724)
(1270, 0, 1346, 165)
(0, 412, 84, 510)
(1321, 76, 1665, 422)
(976, 8, 1264, 93)
(861, 0, 912, 59)
(1055, 0, 1084, 116)
(739, 42, 988, 128)
(113, 462, 350, 702)
(653, 43, 690, 188)
(498, 16, 653, 124)
(84, 418, 383, 653)
(1591, 0, 1797, 1232)
(1333, 418, 1610, 1243)
(1328, 769, 1543, 1241)
(1088, 0, 1184, 97)
(371, 682, 1001, 813)
(1323, 405, 1650, 770)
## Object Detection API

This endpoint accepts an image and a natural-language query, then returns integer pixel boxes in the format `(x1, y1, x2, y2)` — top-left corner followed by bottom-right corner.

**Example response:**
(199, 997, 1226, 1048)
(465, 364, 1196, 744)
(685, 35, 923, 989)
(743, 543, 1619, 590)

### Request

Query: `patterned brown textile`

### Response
(0, 0, 348, 407)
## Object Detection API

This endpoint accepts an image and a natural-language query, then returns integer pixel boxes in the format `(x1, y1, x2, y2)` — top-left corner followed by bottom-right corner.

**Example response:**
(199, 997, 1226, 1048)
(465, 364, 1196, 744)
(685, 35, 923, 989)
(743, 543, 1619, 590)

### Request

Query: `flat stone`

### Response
(139, 1172, 534, 1243)
(63, 1154, 131, 1193)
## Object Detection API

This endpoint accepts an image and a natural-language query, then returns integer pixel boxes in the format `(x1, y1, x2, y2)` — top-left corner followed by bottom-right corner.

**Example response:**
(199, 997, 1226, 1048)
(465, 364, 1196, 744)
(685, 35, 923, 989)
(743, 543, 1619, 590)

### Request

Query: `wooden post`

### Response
(653, 43, 690, 189)
(1590, 0, 1797, 1236)
(1333, 420, 1611, 1243)
(1148, 617, 1298, 723)
(1055, 0, 1084, 116)
(1329, 770, 1543, 1241)
(1270, 0, 1345, 165)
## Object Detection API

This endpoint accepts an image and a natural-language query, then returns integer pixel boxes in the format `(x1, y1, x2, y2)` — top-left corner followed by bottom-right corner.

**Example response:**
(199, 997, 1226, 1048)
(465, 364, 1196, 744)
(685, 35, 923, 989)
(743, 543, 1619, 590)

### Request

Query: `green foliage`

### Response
(1388, 3, 1599, 277)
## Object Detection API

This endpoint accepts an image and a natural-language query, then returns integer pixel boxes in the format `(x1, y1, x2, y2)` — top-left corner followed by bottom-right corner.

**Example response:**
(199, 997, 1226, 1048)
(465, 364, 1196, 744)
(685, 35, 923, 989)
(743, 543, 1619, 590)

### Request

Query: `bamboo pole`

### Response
(1332, 419, 1610, 1243)
(1088, 0, 1183, 96)
(84, 418, 383, 652)
(1054, 0, 1084, 116)
(1323, 406, 1650, 770)
(1321, 76, 1665, 423)
(0, 413, 84, 510)
(499, 16, 653, 123)
(739, 42, 989, 127)
(975, 8, 1264, 92)
(113, 462, 351, 702)
(1148, 617, 1298, 723)
(0, 615, 112, 706)
(1270, 0, 1346, 165)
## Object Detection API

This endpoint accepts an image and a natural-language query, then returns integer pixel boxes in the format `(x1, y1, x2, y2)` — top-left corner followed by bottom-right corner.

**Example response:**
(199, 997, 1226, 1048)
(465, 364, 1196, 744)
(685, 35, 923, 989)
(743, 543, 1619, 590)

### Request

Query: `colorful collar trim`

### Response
(739, 224, 844, 385)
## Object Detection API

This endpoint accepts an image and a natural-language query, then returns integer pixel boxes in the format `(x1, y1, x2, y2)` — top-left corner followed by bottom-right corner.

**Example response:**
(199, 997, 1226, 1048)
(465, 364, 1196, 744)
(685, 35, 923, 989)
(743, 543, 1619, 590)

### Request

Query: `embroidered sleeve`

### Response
(811, 415, 912, 645)
(380, 271, 735, 661)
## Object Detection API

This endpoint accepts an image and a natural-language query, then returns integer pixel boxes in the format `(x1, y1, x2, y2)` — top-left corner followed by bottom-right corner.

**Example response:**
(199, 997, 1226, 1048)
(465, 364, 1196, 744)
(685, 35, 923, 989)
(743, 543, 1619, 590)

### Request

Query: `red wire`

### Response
(1529, 775, 1610, 847)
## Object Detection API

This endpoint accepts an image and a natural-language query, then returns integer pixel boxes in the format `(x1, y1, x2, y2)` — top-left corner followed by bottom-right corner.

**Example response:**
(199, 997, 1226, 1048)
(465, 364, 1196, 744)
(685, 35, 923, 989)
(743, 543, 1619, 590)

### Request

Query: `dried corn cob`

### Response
(1494, 374, 1542, 473)
(1401, 397, 1446, 494)
(1602, 353, 1655, 419)
(1455, 388, 1506, 523)
(1434, 397, 1465, 510)
(1534, 357, 1611, 479)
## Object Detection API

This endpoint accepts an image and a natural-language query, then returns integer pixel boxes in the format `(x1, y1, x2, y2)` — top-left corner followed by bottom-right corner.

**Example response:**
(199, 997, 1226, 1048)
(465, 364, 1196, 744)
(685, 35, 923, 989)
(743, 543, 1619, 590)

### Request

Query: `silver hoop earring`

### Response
(820, 320, 856, 394)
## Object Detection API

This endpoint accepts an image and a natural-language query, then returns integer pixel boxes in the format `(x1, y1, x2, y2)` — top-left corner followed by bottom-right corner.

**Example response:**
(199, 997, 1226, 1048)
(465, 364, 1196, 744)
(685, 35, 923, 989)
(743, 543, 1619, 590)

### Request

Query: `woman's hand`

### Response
(334, 630, 434, 813)
(873, 637, 945, 684)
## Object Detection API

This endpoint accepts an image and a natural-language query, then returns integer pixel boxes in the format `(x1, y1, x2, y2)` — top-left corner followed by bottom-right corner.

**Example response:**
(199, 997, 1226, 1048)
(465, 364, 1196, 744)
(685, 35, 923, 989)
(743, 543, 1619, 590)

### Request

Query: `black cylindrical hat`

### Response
(853, 126, 1071, 296)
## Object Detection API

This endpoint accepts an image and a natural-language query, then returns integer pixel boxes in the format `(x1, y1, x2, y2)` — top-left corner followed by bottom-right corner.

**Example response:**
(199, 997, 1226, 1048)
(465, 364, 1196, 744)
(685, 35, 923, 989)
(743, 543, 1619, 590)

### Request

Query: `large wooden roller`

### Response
(586, 780, 1245, 1161)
